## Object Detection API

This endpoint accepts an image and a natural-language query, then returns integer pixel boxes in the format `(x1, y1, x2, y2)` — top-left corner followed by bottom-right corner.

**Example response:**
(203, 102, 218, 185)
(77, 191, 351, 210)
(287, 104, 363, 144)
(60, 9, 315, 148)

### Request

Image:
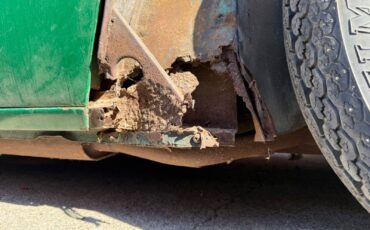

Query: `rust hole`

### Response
(114, 57, 144, 89)
(99, 77, 116, 91)
(121, 66, 143, 89)
(168, 57, 195, 74)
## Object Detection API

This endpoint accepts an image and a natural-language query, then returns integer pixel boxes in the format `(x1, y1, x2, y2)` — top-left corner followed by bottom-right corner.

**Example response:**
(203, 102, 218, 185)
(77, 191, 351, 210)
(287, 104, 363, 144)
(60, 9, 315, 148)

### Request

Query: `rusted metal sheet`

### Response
(225, 50, 276, 141)
(90, 0, 237, 148)
(182, 64, 238, 134)
(98, 0, 183, 100)
(117, 0, 241, 141)
(116, 0, 277, 142)
(117, 0, 236, 68)
(0, 128, 231, 149)
(90, 0, 278, 148)
(98, 126, 219, 149)
(226, 51, 276, 142)
(0, 136, 114, 161)
(94, 0, 196, 134)
(0, 128, 320, 167)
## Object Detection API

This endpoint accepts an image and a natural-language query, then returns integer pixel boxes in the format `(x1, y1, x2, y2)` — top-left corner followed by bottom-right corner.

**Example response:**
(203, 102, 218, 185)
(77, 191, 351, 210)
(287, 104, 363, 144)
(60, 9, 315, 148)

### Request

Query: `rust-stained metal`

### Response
(225, 50, 277, 141)
(182, 63, 238, 136)
(117, 0, 236, 68)
(0, 0, 318, 163)
(98, 0, 183, 100)
(225, 50, 270, 142)
(89, 80, 187, 132)
(249, 80, 278, 140)
(0, 136, 115, 161)
(90, 0, 242, 148)
(94, 0, 193, 133)
(89, 0, 223, 148)
(90, 0, 279, 147)
(97, 126, 219, 149)
(116, 0, 278, 142)
(0, 128, 320, 167)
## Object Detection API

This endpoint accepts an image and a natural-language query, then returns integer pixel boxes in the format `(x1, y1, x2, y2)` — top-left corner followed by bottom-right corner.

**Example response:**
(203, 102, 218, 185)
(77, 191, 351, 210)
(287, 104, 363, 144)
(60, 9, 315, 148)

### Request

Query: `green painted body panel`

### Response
(0, 108, 89, 131)
(0, 0, 100, 130)
(0, 0, 99, 107)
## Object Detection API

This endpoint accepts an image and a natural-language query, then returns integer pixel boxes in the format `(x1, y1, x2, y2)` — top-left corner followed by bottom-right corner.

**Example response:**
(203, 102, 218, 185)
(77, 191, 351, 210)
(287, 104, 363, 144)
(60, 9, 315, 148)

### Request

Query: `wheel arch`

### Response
(236, 0, 306, 135)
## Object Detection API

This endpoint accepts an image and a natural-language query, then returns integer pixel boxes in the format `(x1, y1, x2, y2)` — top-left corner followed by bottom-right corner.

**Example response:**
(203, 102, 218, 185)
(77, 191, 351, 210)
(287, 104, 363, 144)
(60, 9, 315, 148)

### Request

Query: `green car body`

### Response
(0, 0, 99, 131)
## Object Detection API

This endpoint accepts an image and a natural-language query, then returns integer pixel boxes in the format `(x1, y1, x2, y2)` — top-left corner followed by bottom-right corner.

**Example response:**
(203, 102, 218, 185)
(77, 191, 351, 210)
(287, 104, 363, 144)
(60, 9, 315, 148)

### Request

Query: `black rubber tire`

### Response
(283, 0, 370, 212)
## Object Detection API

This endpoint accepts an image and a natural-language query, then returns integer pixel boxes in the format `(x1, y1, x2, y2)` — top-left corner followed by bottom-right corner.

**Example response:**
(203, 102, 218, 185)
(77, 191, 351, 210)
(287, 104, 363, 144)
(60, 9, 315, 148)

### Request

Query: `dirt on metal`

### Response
(170, 72, 199, 96)
(97, 128, 320, 167)
(94, 0, 199, 133)
(90, 79, 190, 132)
(117, 0, 278, 142)
(92, 0, 278, 146)
(0, 128, 320, 167)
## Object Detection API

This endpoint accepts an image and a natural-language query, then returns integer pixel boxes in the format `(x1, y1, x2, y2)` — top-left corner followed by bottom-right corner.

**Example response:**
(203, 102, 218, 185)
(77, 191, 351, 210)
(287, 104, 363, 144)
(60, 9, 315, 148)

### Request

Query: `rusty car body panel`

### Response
(0, 0, 314, 165)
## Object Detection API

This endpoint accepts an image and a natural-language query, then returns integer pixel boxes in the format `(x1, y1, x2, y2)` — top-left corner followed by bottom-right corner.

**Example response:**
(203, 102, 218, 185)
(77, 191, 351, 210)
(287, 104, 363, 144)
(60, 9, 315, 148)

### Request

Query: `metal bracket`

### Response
(90, 0, 221, 148)
(98, 0, 184, 101)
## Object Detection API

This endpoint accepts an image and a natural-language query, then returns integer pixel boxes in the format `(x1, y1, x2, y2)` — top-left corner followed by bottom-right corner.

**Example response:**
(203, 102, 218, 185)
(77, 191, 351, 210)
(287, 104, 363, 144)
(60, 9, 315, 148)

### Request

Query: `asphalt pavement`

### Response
(0, 153, 368, 230)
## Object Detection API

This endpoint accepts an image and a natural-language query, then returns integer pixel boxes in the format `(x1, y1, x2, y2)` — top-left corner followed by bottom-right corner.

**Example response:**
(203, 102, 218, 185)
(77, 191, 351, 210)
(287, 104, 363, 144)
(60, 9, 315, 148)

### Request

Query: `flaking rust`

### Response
(90, 73, 198, 132)
(98, 125, 219, 149)
(89, 0, 220, 148)
(90, 0, 277, 148)
(117, 0, 277, 142)
(89, 63, 219, 147)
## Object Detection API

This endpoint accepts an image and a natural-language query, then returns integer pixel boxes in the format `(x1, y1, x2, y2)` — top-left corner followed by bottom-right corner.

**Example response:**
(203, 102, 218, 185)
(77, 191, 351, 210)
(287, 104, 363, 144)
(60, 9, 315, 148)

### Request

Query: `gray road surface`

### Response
(0, 154, 369, 230)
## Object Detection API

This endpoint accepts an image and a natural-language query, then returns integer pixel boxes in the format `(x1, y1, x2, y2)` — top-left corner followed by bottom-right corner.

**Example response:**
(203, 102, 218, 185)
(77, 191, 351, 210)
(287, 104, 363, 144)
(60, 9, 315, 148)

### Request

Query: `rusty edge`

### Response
(0, 128, 319, 167)
(229, 48, 278, 142)
(94, 0, 278, 146)
(97, 0, 183, 100)
(92, 0, 225, 148)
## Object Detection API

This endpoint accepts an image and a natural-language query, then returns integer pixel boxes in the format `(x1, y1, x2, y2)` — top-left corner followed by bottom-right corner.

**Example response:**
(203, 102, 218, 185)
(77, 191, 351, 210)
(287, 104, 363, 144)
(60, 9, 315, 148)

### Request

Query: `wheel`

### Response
(283, 0, 370, 212)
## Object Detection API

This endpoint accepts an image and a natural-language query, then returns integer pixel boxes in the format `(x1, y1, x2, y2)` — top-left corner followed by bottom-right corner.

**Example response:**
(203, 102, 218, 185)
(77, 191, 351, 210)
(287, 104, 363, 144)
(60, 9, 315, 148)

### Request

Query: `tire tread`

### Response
(283, 0, 370, 212)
